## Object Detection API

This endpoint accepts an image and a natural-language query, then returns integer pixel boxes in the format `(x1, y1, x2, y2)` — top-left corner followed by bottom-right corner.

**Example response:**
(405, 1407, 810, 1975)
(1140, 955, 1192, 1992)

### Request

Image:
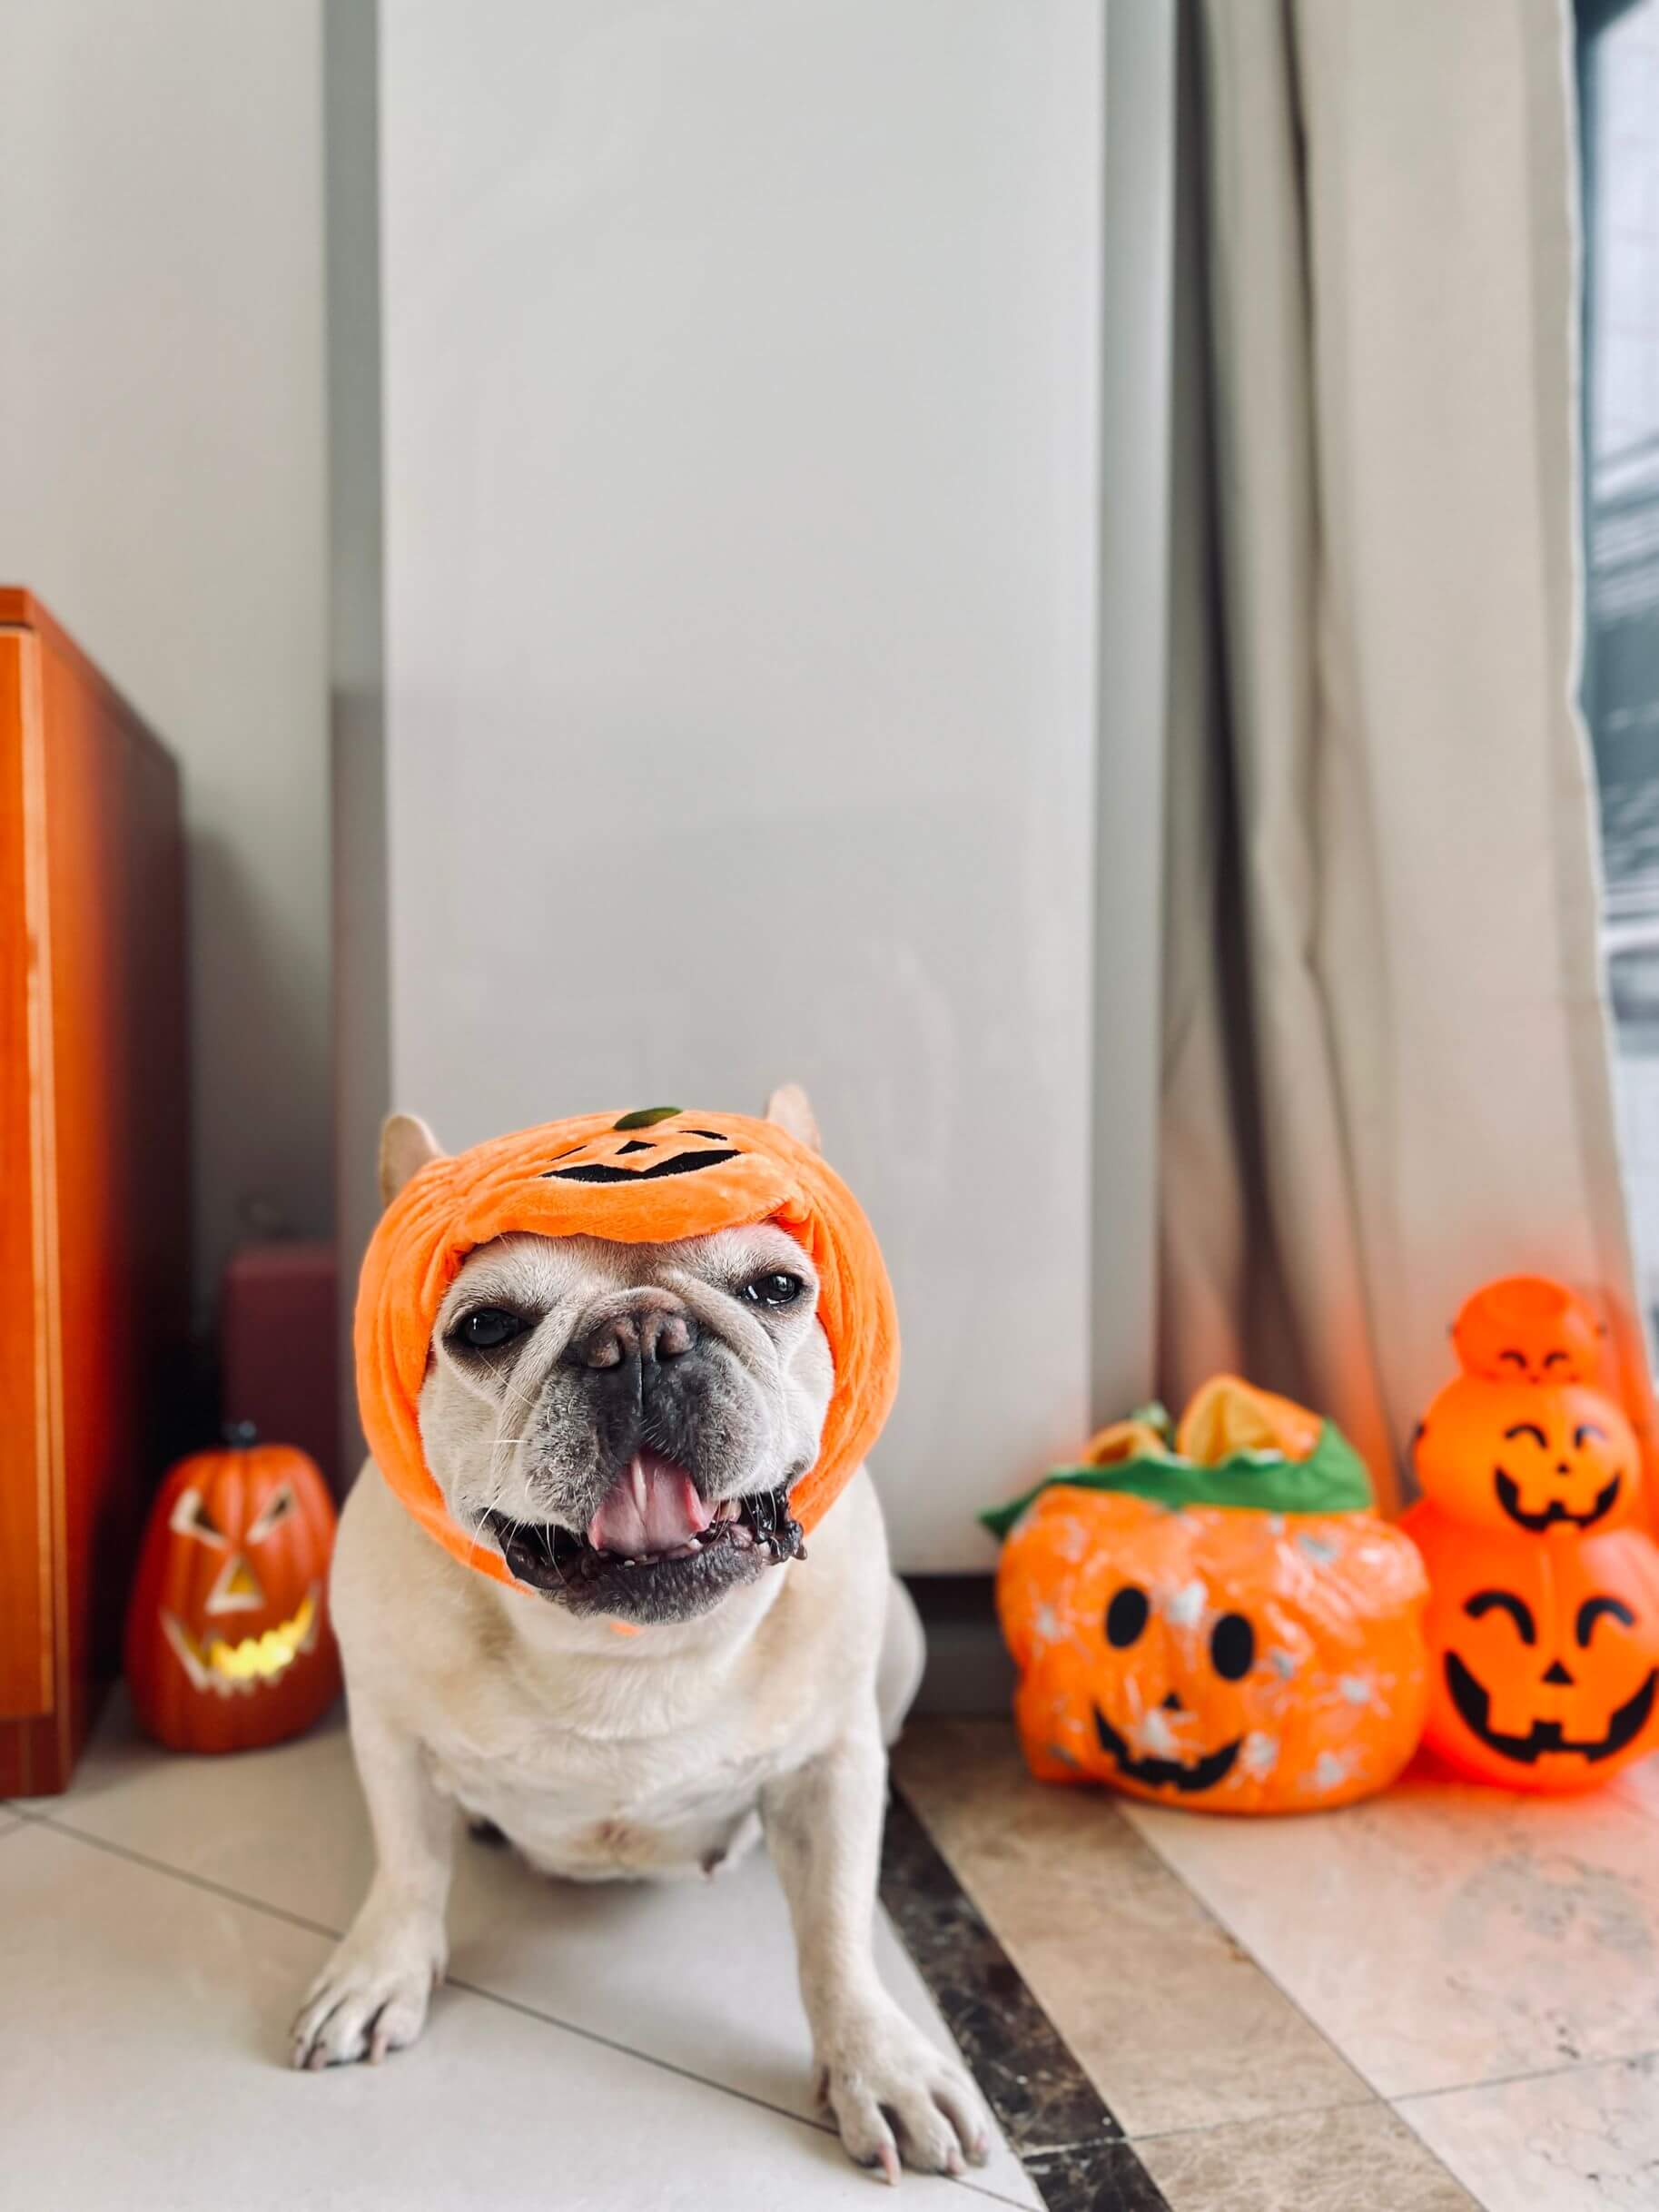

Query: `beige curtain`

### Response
(1160, 0, 1654, 1511)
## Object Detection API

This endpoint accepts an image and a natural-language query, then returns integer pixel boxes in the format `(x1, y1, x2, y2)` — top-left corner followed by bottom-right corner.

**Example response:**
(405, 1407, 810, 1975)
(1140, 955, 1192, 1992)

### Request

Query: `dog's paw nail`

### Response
(971, 2131, 991, 2166)
(305, 2044, 329, 2072)
(878, 2140, 901, 2187)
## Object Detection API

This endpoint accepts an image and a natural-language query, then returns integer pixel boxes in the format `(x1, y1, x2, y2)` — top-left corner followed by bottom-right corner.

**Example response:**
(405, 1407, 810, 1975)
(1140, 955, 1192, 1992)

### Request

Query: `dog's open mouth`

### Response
(479, 1448, 804, 1614)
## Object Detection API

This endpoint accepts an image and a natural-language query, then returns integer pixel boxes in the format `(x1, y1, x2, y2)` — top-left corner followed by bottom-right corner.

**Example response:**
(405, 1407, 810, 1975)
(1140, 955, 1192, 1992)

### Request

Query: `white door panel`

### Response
(379, 0, 1126, 1568)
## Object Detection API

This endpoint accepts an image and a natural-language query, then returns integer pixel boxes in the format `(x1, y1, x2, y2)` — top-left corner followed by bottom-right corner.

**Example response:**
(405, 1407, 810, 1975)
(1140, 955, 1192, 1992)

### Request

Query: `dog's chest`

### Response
(435, 1750, 765, 1880)
(417, 1644, 795, 1881)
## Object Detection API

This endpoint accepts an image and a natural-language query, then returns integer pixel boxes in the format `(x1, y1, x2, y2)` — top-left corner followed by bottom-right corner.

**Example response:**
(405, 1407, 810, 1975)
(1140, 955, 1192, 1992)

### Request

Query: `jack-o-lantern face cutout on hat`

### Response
(995, 1487, 1429, 1814)
(540, 1110, 741, 1185)
(1404, 1503, 1659, 1790)
(1451, 1275, 1606, 1387)
(1414, 1376, 1637, 1536)
(124, 1434, 342, 1754)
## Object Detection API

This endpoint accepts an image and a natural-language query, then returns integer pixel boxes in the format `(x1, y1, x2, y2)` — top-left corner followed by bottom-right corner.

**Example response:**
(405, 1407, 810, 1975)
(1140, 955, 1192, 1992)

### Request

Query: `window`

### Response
(1579, 0, 1659, 1302)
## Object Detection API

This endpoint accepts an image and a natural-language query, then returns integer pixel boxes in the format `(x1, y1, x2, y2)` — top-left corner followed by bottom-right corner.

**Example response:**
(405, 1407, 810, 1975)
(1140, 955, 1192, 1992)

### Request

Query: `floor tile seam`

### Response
(1391, 2046, 1659, 2108)
(23, 1808, 1026, 2204)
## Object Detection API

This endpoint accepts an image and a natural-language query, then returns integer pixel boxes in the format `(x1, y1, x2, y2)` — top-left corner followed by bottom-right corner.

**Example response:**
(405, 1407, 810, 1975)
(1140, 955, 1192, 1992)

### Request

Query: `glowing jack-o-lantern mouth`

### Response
(1493, 1468, 1621, 1533)
(161, 1587, 321, 1696)
(1091, 1705, 1242, 1793)
(1443, 1651, 1657, 1763)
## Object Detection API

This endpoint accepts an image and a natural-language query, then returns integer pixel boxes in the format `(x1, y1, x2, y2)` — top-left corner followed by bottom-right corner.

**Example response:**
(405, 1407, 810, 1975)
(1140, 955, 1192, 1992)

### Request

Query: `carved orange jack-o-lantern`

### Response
(990, 1384, 1430, 1814)
(1451, 1275, 1606, 1387)
(124, 1429, 341, 1753)
(1413, 1375, 1638, 1536)
(1403, 1500, 1659, 1790)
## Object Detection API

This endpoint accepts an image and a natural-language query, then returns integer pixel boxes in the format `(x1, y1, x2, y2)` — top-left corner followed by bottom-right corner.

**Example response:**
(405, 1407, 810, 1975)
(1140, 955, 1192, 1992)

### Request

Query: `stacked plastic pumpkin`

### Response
(985, 1379, 1431, 1814)
(1401, 1276, 1659, 1792)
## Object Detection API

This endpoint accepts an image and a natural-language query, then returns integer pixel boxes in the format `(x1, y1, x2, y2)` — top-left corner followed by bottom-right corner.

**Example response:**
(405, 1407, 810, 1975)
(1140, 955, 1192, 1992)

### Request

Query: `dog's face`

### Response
(390, 1091, 835, 1626)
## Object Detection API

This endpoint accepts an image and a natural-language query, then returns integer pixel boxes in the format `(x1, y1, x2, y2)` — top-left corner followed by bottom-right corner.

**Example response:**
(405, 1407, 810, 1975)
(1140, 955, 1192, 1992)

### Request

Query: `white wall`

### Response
(0, 0, 331, 1311)
(376, 0, 1113, 1568)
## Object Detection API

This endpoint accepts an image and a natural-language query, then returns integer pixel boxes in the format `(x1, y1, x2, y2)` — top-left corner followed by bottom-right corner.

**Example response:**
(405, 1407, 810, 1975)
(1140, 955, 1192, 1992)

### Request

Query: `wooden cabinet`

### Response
(0, 589, 189, 1792)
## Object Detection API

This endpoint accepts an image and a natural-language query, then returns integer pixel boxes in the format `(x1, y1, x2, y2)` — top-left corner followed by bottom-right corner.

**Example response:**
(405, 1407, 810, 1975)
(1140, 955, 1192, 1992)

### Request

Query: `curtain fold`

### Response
(1160, 0, 1654, 1510)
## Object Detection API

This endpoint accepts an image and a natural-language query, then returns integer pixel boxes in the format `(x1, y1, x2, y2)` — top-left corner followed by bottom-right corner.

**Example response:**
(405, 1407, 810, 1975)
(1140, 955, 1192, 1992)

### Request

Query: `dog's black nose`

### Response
(568, 1300, 697, 1372)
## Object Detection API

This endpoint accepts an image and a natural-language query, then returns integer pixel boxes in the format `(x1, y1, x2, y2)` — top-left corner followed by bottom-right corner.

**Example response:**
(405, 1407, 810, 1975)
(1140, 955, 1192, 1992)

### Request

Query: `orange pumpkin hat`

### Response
(356, 1108, 899, 1592)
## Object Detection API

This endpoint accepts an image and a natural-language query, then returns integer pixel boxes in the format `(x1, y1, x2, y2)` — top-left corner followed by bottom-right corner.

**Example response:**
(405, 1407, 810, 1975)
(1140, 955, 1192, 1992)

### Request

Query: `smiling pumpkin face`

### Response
(1404, 1501, 1659, 1790)
(124, 1438, 342, 1753)
(1413, 1375, 1637, 1536)
(996, 1489, 1429, 1813)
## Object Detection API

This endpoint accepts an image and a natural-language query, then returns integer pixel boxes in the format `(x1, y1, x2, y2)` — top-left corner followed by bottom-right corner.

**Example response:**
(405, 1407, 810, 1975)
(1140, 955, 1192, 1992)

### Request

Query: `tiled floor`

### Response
(8, 1698, 1658, 2210)
(894, 1719, 1659, 2212)
(0, 1694, 1036, 2212)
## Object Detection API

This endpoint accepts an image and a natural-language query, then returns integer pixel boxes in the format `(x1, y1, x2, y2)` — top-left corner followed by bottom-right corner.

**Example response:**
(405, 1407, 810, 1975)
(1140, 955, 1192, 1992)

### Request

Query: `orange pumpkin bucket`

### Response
(356, 1107, 899, 1594)
(983, 1381, 1431, 1813)
(1403, 1501, 1659, 1790)
(1406, 1274, 1659, 1792)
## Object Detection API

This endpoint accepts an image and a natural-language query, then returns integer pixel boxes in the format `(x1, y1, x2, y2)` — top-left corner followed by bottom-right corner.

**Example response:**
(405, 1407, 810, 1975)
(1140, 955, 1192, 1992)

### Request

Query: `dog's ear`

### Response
(380, 1112, 445, 1208)
(764, 1082, 820, 1153)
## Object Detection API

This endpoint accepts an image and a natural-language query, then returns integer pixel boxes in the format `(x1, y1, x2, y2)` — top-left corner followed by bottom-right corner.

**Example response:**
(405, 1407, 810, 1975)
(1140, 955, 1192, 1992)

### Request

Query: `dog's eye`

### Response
(742, 1271, 805, 1309)
(454, 1307, 528, 1350)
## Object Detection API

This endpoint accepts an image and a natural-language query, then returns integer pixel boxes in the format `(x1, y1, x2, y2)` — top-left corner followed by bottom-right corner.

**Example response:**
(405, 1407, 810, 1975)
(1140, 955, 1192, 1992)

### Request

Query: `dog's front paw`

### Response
(816, 2002, 992, 2182)
(290, 1905, 447, 2071)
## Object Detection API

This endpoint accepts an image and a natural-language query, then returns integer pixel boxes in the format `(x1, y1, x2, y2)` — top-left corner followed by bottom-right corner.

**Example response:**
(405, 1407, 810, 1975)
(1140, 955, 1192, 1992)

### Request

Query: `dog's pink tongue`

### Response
(587, 1452, 711, 1556)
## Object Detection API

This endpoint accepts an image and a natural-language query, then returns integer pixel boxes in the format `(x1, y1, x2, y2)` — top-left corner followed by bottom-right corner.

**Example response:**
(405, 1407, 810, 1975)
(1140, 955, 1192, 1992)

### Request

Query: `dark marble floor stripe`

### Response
(881, 1788, 1172, 2212)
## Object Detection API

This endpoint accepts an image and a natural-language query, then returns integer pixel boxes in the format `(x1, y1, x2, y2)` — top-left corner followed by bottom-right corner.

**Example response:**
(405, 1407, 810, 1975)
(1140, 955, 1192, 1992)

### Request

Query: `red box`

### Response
(221, 1241, 341, 1494)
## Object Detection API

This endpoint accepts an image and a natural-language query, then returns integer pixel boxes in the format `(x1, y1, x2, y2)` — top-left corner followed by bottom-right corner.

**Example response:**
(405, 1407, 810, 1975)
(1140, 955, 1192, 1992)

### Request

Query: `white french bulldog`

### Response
(291, 1086, 991, 2182)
